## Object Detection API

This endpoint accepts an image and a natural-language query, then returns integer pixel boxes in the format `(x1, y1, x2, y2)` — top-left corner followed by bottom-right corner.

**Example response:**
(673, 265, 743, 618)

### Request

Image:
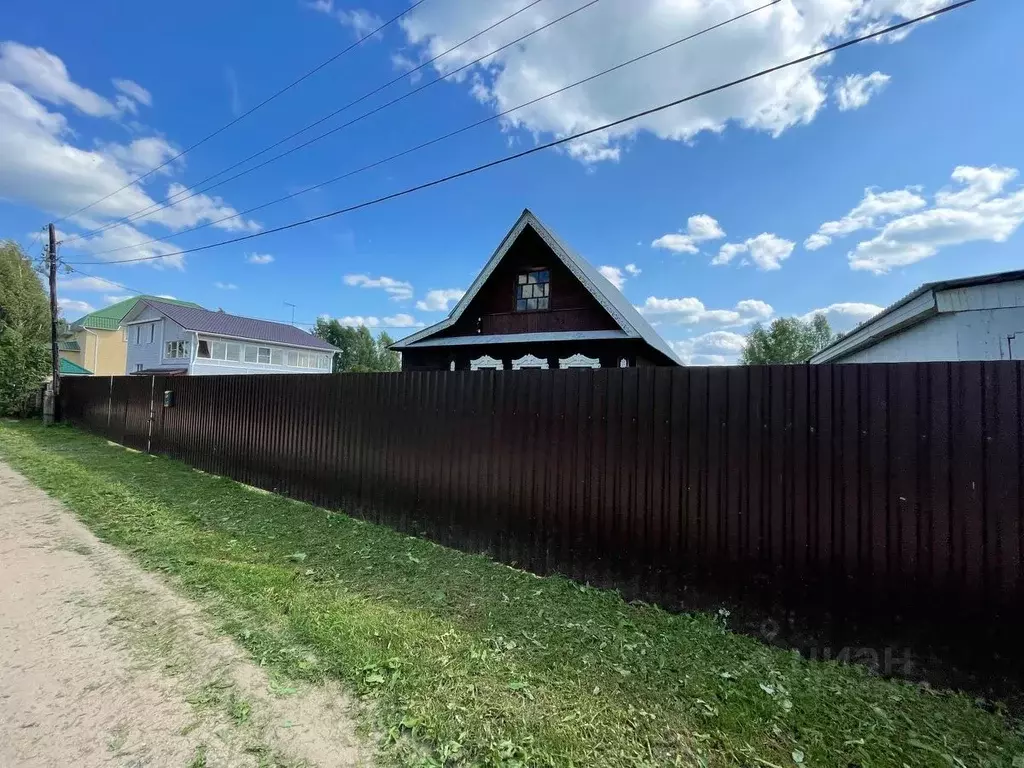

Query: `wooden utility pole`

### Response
(47, 223, 60, 410)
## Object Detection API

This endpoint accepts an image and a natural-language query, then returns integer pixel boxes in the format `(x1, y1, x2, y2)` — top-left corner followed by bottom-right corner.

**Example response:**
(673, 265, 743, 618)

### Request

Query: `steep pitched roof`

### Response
(127, 300, 338, 351)
(393, 209, 679, 364)
(810, 268, 1024, 363)
(70, 295, 202, 330)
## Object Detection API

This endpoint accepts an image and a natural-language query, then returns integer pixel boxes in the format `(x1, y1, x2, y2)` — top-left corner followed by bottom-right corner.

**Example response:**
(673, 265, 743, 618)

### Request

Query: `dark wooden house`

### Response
(393, 209, 680, 370)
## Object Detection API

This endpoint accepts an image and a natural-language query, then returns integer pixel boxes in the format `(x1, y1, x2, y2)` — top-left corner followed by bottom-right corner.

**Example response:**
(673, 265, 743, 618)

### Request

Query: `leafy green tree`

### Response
(740, 314, 836, 365)
(313, 319, 401, 372)
(0, 241, 51, 414)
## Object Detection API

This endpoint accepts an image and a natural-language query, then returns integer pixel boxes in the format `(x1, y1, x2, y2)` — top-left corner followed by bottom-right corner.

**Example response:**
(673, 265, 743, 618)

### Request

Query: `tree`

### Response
(740, 314, 836, 365)
(0, 241, 51, 415)
(313, 319, 401, 372)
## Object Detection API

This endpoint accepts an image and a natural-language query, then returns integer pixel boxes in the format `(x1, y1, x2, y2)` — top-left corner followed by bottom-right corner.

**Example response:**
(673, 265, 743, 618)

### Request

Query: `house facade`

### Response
(61, 295, 202, 376)
(810, 269, 1024, 364)
(392, 209, 679, 370)
(122, 300, 337, 375)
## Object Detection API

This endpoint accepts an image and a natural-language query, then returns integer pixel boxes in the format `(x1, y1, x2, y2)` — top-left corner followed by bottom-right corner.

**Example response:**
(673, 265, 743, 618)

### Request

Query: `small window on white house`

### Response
(135, 363, 144, 372)
(257, 347, 271, 364)
(135, 326, 141, 344)
(211, 341, 226, 360)
(298, 352, 308, 368)
(197, 340, 211, 358)
(149, 324, 155, 343)
(244, 346, 258, 363)
(287, 350, 298, 367)
(271, 349, 284, 365)
(225, 343, 241, 362)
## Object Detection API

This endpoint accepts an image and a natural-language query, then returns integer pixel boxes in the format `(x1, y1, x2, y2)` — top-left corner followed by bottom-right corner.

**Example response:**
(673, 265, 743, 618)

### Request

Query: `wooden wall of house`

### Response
(437, 226, 619, 338)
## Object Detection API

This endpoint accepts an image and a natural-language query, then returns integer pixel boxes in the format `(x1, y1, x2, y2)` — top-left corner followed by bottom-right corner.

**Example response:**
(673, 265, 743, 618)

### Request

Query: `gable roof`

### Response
(810, 268, 1024, 363)
(126, 299, 338, 351)
(392, 209, 679, 364)
(70, 295, 202, 330)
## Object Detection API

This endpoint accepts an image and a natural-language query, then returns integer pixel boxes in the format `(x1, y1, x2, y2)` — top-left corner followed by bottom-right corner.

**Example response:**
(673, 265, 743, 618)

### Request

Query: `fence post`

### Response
(146, 376, 155, 454)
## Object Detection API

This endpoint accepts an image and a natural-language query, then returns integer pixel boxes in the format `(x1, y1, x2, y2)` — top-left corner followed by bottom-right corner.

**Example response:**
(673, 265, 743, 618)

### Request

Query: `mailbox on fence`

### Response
(163, 390, 175, 408)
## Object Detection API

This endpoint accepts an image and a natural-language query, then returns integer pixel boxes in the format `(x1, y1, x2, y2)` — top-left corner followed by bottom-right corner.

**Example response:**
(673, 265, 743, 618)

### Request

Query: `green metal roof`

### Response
(59, 358, 93, 375)
(71, 295, 202, 330)
(58, 339, 81, 352)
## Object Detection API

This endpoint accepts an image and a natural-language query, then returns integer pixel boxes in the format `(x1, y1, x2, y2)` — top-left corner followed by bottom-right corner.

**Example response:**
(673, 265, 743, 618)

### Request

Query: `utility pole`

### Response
(47, 223, 60, 419)
(284, 301, 296, 326)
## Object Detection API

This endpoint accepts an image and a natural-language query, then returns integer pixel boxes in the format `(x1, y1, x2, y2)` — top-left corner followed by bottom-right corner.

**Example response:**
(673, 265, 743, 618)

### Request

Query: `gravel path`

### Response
(0, 460, 372, 768)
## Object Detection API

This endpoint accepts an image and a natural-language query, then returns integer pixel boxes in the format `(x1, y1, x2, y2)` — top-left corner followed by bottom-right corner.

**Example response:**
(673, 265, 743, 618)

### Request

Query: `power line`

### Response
(50, 0, 432, 227)
(74, 0, 779, 261)
(62, 0, 597, 245)
(62, 266, 420, 329)
(66, 2, 974, 269)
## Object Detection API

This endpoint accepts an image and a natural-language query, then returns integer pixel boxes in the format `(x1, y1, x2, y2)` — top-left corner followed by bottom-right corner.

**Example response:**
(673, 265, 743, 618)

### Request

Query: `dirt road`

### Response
(0, 461, 372, 767)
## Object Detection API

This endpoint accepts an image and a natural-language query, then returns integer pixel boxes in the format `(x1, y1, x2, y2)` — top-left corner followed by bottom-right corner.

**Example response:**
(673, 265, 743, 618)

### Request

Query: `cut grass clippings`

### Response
(1, 420, 1021, 767)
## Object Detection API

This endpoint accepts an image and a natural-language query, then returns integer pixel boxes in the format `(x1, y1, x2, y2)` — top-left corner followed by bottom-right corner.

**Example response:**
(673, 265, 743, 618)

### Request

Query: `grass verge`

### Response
(1, 420, 1021, 767)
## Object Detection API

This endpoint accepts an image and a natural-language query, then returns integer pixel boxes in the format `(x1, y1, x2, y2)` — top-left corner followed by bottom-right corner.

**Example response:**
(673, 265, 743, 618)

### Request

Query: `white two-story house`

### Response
(122, 299, 338, 375)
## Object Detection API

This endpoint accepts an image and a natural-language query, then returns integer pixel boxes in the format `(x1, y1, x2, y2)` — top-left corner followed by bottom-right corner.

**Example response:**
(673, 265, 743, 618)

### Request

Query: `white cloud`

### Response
(598, 263, 640, 290)
(336, 313, 423, 328)
(651, 214, 724, 254)
(397, 0, 933, 164)
(307, 1, 383, 39)
(0, 41, 116, 117)
(156, 294, 176, 300)
(849, 165, 1024, 274)
(799, 302, 883, 326)
(625, 263, 640, 276)
(834, 71, 890, 111)
(214, 281, 238, 290)
(0, 51, 258, 253)
(58, 297, 94, 314)
(713, 233, 794, 270)
(391, 52, 424, 83)
(112, 78, 152, 107)
(344, 273, 415, 301)
(638, 296, 773, 326)
(58, 224, 188, 270)
(416, 288, 465, 312)
(246, 252, 274, 264)
(670, 330, 747, 365)
(97, 136, 179, 176)
(803, 233, 832, 251)
(103, 294, 133, 304)
(804, 186, 927, 249)
(60, 275, 121, 292)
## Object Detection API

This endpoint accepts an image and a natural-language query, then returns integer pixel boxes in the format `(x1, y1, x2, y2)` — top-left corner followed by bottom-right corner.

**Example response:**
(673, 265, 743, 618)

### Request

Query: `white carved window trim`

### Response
(470, 355, 503, 371)
(511, 354, 548, 370)
(558, 353, 600, 369)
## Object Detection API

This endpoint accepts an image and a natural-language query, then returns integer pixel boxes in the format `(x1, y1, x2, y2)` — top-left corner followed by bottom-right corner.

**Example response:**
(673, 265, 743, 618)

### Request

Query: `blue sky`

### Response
(1, 0, 1020, 363)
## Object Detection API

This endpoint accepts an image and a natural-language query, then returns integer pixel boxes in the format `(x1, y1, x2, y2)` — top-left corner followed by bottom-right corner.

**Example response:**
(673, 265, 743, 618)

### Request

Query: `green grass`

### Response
(1, 420, 1021, 767)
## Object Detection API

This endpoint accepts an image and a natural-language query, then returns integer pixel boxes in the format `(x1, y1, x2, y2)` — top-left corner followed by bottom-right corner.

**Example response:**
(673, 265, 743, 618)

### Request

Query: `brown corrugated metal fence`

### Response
(60, 364, 1024, 627)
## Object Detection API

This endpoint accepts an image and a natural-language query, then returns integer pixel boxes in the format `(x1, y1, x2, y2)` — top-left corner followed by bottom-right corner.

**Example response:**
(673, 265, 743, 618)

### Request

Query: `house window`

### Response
(197, 340, 211, 358)
(257, 347, 271, 364)
(149, 324, 155, 343)
(243, 346, 258, 363)
(287, 350, 298, 367)
(135, 363, 143, 372)
(271, 349, 284, 366)
(211, 341, 226, 360)
(225, 343, 241, 362)
(164, 340, 189, 359)
(135, 325, 141, 344)
(515, 269, 550, 311)
(298, 352, 309, 368)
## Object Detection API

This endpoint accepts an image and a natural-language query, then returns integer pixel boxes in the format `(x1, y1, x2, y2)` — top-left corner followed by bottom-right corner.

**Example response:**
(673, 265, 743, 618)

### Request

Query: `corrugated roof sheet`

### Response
(71, 295, 202, 330)
(57, 339, 80, 352)
(139, 300, 338, 351)
(59, 358, 92, 375)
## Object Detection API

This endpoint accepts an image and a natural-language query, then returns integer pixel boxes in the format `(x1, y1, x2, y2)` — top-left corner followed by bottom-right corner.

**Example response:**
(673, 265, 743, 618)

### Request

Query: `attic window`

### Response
(515, 269, 550, 311)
